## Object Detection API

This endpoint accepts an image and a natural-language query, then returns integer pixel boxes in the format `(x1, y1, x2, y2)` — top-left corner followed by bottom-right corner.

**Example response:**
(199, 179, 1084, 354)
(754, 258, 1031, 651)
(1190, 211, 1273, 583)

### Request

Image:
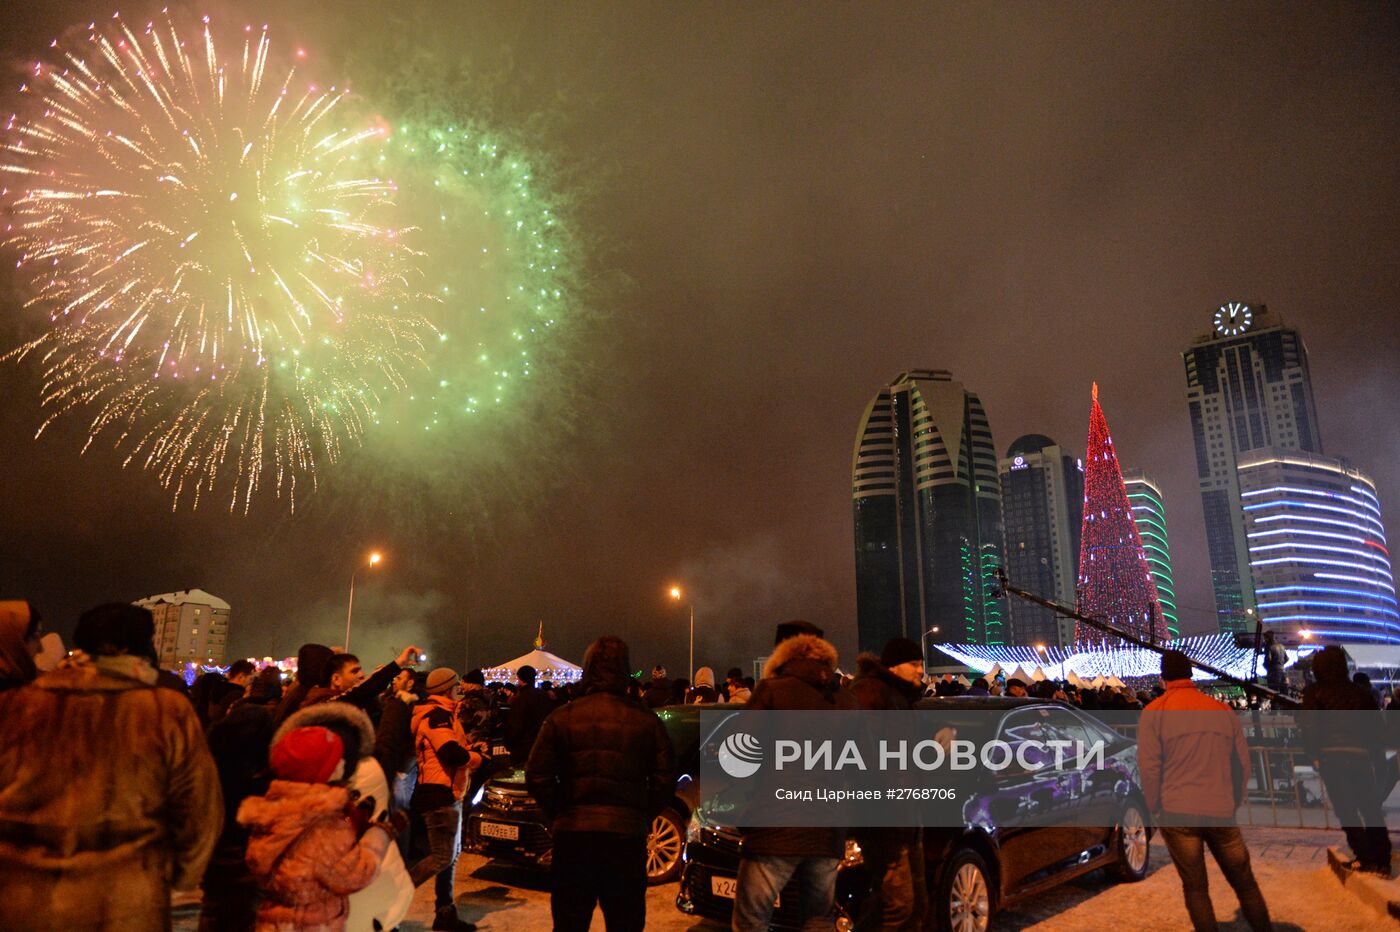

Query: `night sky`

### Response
(3, 2, 1398, 676)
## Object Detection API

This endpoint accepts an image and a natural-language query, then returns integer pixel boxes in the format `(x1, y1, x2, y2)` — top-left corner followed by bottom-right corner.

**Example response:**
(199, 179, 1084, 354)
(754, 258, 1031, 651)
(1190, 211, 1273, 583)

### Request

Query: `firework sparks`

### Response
(2, 12, 431, 511)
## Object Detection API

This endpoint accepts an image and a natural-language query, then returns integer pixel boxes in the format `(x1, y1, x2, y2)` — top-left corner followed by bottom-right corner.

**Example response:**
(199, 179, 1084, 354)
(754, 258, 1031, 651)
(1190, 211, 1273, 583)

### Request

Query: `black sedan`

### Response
(467, 703, 713, 884)
(676, 697, 1151, 931)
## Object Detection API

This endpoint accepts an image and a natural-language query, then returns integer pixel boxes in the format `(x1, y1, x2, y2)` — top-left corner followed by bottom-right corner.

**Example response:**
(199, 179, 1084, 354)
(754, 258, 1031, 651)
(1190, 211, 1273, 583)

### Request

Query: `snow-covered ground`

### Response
(173, 827, 1394, 930)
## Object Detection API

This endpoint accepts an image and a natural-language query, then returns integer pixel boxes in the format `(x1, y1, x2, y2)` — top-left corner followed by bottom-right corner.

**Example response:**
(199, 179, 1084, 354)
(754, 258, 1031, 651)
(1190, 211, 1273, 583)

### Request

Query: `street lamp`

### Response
(670, 585, 694, 683)
(345, 551, 383, 651)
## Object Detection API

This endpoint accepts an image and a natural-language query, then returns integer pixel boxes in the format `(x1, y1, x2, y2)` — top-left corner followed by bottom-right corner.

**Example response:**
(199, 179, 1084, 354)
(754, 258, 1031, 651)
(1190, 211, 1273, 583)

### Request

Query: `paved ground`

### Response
(175, 827, 1396, 930)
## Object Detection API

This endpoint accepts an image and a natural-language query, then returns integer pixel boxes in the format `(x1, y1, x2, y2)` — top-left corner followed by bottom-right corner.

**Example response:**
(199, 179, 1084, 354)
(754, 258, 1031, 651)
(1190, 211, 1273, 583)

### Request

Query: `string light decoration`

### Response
(1074, 383, 1172, 644)
(933, 634, 1309, 681)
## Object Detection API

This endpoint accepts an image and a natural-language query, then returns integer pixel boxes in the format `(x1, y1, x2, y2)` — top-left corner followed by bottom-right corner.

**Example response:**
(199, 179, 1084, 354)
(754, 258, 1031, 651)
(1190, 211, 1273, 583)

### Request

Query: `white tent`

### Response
(1090, 675, 1107, 689)
(1106, 675, 1126, 689)
(483, 647, 582, 684)
(985, 663, 1003, 679)
(955, 674, 971, 687)
(1030, 666, 1048, 682)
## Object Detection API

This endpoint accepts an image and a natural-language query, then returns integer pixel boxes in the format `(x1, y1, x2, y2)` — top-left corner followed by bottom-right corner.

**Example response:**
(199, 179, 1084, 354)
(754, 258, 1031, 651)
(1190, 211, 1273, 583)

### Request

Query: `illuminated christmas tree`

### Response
(1075, 384, 1171, 645)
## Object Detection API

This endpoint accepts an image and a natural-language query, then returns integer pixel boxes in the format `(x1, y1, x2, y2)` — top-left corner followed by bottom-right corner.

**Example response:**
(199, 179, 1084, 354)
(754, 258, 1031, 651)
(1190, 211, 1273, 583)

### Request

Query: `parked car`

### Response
(676, 697, 1151, 931)
(467, 702, 717, 884)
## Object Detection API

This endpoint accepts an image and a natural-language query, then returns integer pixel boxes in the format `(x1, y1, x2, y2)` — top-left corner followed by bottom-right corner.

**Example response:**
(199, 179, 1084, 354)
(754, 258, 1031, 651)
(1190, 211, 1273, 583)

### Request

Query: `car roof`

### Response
(913, 696, 1063, 712)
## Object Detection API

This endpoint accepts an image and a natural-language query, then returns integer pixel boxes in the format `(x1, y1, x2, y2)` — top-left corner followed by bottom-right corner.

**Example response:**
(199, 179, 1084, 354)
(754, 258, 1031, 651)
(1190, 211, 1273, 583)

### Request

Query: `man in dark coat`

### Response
(1302, 645, 1392, 874)
(505, 664, 554, 764)
(526, 637, 676, 932)
(849, 638, 927, 931)
(642, 665, 672, 709)
(272, 643, 335, 728)
(734, 630, 858, 932)
(201, 667, 282, 931)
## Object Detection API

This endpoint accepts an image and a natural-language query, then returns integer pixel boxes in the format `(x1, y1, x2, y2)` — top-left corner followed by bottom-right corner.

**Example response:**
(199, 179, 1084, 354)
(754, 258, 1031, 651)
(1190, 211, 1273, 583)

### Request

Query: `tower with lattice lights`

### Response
(1075, 384, 1171, 645)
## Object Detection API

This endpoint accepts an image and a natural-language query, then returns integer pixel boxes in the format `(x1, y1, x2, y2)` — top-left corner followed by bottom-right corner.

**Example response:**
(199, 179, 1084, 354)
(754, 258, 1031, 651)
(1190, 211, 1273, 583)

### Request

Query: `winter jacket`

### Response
(1137, 679, 1250, 819)
(687, 667, 719, 704)
(1300, 646, 1383, 761)
(238, 781, 393, 932)
(271, 703, 412, 932)
(0, 655, 224, 932)
(504, 683, 554, 763)
(849, 653, 924, 847)
(300, 661, 404, 725)
(412, 694, 478, 811)
(202, 694, 278, 918)
(642, 676, 673, 709)
(526, 638, 677, 836)
(273, 644, 336, 729)
(0, 600, 38, 691)
(739, 634, 857, 858)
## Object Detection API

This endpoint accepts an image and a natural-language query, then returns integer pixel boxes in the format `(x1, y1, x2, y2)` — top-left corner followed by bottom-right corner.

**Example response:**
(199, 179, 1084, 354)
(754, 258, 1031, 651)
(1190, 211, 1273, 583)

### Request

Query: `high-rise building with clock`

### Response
(1182, 302, 1323, 634)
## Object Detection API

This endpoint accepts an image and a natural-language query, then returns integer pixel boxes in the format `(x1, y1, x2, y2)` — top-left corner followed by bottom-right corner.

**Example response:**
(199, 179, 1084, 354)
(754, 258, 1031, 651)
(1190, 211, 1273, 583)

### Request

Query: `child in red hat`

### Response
(238, 725, 399, 932)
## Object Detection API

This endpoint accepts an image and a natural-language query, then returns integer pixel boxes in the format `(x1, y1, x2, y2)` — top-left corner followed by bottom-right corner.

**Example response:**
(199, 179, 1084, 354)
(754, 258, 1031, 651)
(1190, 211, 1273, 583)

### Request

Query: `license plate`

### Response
(479, 821, 519, 841)
(710, 876, 777, 906)
(710, 876, 737, 899)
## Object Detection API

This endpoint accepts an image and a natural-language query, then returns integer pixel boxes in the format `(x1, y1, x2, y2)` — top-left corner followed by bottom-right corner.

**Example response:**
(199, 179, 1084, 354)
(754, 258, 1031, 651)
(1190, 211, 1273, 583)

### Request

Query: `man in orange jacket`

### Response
(410, 668, 486, 931)
(1138, 650, 1273, 932)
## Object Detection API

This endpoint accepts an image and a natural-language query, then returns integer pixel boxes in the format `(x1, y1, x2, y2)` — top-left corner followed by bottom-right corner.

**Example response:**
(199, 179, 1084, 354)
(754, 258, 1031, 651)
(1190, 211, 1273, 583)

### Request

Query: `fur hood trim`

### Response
(763, 633, 839, 680)
(273, 700, 375, 762)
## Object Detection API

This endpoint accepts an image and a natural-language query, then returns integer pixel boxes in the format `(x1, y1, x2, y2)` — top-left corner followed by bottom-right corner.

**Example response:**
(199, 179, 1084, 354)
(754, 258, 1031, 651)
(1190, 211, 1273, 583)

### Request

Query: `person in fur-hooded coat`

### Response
(238, 720, 398, 932)
(270, 702, 415, 932)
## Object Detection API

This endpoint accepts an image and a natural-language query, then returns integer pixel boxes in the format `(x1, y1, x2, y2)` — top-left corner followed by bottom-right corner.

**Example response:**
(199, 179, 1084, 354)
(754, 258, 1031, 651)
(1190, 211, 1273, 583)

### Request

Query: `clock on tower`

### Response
(1213, 301, 1254, 336)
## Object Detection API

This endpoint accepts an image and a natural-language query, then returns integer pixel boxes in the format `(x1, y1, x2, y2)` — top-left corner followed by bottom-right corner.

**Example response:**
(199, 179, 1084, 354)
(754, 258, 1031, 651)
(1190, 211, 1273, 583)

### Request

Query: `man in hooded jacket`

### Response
(1302, 645, 1392, 874)
(526, 636, 676, 932)
(733, 628, 858, 932)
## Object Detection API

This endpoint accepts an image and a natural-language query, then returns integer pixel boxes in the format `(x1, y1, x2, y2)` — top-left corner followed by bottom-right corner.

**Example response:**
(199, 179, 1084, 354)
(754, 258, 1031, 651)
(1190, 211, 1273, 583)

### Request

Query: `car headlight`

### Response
(843, 838, 863, 867)
(686, 812, 703, 845)
(471, 784, 486, 807)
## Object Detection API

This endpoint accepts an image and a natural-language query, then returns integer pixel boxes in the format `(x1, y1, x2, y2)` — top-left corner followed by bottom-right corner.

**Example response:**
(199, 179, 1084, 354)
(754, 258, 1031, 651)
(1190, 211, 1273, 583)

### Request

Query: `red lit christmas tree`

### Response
(1075, 383, 1171, 645)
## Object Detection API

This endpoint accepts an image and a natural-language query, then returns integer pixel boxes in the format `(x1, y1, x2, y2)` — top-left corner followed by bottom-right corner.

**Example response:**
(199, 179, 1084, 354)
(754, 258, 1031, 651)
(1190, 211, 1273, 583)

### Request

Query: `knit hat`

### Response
(270, 726, 345, 783)
(881, 636, 923, 669)
(1161, 650, 1193, 682)
(425, 667, 459, 695)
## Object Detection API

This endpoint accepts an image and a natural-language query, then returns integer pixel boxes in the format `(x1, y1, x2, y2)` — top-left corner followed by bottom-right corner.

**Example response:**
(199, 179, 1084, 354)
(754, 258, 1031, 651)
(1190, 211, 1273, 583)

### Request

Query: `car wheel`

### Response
(646, 808, 685, 884)
(934, 848, 994, 932)
(1108, 801, 1150, 882)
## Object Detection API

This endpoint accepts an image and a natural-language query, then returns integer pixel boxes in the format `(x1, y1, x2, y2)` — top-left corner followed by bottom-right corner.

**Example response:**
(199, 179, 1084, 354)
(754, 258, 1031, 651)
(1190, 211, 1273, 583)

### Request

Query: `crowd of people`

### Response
(0, 598, 1393, 932)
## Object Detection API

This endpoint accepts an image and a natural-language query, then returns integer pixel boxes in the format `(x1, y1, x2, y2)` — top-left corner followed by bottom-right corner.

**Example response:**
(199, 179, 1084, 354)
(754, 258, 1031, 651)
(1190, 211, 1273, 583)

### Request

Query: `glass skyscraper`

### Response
(998, 435, 1083, 647)
(1122, 470, 1180, 639)
(1182, 302, 1322, 634)
(1238, 450, 1399, 644)
(852, 370, 1006, 654)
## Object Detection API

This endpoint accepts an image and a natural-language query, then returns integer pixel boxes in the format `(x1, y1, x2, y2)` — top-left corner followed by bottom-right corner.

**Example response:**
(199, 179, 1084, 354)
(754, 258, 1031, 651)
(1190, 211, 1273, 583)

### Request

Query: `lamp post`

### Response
(345, 551, 382, 651)
(670, 586, 694, 683)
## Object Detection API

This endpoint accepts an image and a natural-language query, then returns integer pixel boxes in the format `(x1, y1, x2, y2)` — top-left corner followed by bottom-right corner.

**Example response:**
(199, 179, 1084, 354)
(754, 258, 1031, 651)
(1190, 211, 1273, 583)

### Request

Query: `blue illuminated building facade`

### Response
(1183, 302, 1323, 634)
(1238, 450, 1399, 644)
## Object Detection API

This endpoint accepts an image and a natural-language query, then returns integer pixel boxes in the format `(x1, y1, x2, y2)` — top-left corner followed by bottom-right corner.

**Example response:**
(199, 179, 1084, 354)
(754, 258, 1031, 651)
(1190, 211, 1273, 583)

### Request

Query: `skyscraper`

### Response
(1122, 470, 1180, 639)
(1238, 450, 1399, 644)
(852, 370, 1006, 654)
(1076, 384, 1170, 645)
(1183, 302, 1322, 634)
(998, 435, 1083, 647)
